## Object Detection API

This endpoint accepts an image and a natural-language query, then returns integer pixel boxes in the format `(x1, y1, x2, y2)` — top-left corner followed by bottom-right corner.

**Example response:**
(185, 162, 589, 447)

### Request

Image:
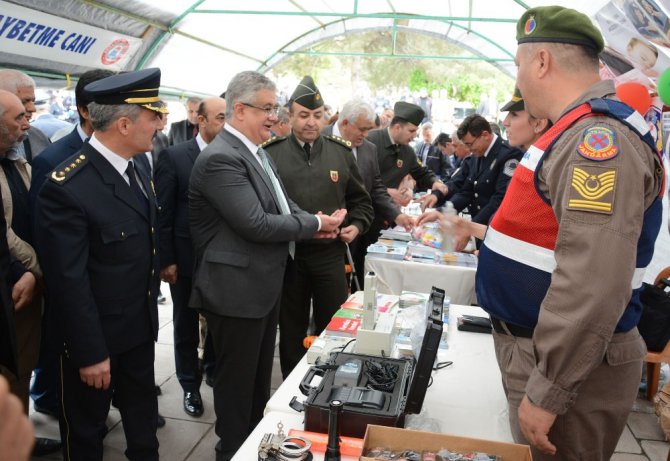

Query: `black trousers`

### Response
(204, 305, 278, 459)
(279, 242, 348, 378)
(171, 276, 214, 392)
(58, 341, 158, 461)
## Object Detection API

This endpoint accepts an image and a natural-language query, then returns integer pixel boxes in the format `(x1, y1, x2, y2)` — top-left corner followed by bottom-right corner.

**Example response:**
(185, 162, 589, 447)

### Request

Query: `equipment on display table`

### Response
(289, 289, 445, 438)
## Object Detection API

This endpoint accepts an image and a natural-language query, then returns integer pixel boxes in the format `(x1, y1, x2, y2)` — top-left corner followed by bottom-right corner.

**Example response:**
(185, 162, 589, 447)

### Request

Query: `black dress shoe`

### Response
(157, 413, 166, 428)
(32, 437, 62, 457)
(184, 391, 203, 417)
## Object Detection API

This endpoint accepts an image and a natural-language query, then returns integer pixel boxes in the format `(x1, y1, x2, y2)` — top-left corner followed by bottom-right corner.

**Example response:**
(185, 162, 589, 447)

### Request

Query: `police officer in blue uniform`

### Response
(434, 114, 522, 228)
(35, 68, 167, 461)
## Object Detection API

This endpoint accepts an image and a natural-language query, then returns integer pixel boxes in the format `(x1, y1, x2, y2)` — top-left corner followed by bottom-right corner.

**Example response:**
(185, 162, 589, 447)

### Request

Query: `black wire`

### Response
(434, 361, 453, 370)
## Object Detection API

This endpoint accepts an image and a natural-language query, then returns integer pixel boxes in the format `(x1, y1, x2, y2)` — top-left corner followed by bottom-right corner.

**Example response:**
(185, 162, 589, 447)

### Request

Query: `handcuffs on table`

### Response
(258, 422, 313, 461)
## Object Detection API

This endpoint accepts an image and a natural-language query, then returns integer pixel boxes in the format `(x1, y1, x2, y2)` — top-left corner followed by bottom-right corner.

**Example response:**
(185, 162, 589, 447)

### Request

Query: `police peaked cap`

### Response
(84, 67, 168, 114)
(501, 87, 525, 112)
(393, 101, 424, 126)
(290, 76, 324, 110)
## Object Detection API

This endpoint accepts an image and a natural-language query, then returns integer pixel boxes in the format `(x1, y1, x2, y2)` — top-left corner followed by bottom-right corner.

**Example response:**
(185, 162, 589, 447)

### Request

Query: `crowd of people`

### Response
(0, 5, 665, 461)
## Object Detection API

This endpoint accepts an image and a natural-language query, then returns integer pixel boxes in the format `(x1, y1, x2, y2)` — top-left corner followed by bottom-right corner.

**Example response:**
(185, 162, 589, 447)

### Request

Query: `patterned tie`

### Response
(257, 147, 295, 258)
(126, 161, 149, 217)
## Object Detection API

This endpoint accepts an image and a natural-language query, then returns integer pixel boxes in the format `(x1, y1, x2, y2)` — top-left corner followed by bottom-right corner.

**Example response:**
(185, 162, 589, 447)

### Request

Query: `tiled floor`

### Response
(29, 285, 670, 461)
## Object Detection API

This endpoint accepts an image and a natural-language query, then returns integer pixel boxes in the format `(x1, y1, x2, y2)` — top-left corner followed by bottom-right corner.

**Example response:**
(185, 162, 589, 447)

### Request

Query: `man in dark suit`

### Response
(188, 71, 346, 461)
(35, 68, 167, 461)
(167, 97, 202, 146)
(155, 96, 226, 418)
(322, 99, 414, 288)
(414, 123, 451, 180)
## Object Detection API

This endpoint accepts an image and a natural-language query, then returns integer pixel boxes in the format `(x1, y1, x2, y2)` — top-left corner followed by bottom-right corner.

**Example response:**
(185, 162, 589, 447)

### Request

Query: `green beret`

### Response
(393, 101, 424, 126)
(501, 87, 524, 112)
(290, 76, 324, 110)
(517, 6, 604, 53)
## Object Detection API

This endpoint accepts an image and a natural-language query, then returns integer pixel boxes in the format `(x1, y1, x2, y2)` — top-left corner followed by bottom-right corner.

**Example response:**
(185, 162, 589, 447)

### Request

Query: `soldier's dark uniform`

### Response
(367, 105, 438, 192)
(264, 77, 373, 377)
(450, 136, 523, 225)
(35, 69, 165, 461)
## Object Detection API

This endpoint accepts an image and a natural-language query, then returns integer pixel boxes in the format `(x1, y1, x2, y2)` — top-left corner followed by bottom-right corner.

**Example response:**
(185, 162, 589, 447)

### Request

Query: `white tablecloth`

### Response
(264, 304, 512, 443)
(365, 255, 477, 305)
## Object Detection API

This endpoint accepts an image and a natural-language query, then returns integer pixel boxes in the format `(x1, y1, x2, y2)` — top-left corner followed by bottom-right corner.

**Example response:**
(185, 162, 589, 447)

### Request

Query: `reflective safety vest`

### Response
(476, 98, 664, 331)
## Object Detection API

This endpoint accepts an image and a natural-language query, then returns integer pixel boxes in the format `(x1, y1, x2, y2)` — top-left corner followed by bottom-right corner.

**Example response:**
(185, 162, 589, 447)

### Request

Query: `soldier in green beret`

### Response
(469, 5, 664, 460)
(264, 76, 373, 378)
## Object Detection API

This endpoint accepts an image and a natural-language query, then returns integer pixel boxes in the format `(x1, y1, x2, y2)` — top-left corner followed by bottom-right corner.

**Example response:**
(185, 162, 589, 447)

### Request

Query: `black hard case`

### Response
(298, 320, 442, 438)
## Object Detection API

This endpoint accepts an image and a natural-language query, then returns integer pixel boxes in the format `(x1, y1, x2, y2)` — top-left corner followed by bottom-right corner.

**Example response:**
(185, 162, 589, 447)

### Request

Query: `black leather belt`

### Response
(490, 317, 534, 339)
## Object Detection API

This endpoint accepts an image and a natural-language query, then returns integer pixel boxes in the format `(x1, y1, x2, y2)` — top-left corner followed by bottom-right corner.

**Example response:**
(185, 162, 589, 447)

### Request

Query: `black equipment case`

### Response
(293, 319, 442, 438)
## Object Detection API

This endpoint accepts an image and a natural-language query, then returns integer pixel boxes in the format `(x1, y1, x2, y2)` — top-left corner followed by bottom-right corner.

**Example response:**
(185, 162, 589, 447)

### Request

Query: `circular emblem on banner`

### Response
(576, 126, 619, 161)
(101, 39, 130, 65)
(524, 15, 537, 35)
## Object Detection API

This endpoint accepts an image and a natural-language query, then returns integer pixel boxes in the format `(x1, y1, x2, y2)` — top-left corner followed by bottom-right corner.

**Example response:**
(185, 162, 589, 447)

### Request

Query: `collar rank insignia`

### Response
(568, 165, 616, 214)
(330, 170, 339, 183)
(397, 159, 403, 168)
(577, 126, 619, 161)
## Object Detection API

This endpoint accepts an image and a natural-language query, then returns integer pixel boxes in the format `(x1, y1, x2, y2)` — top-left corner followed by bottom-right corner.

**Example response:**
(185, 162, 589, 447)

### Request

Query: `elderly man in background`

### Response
(168, 96, 202, 146)
(323, 99, 414, 288)
(0, 70, 50, 163)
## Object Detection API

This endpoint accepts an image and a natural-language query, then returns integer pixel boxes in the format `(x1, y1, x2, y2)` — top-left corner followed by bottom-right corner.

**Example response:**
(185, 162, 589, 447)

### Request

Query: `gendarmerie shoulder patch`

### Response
(49, 154, 88, 184)
(577, 126, 619, 161)
(260, 136, 287, 149)
(567, 165, 616, 214)
(324, 134, 352, 150)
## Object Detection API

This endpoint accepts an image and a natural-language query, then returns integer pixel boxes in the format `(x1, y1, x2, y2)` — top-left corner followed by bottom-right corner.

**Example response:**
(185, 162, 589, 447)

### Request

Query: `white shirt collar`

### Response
(195, 132, 208, 152)
(224, 123, 264, 166)
(88, 133, 131, 183)
(482, 133, 498, 158)
(76, 123, 87, 142)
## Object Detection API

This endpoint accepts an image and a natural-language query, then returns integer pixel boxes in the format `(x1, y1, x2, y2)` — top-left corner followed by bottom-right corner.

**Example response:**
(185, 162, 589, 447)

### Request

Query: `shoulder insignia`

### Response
(503, 158, 519, 177)
(260, 135, 287, 149)
(325, 134, 352, 150)
(49, 154, 88, 184)
(577, 126, 619, 161)
(567, 165, 616, 214)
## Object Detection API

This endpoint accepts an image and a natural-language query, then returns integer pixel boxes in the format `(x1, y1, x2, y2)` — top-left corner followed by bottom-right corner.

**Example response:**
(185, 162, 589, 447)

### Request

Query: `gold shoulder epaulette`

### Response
(49, 154, 88, 184)
(325, 134, 352, 150)
(260, 135, 287, 149)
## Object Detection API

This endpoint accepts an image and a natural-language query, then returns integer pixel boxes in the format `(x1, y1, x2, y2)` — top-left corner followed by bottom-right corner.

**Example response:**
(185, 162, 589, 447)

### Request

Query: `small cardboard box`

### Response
(360, 425, 532, 460)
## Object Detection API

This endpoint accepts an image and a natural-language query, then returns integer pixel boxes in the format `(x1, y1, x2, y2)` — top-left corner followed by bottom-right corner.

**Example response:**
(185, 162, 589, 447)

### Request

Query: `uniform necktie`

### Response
(126, 161, 149, 217)
(257, 148, 295, 258)
(303, 142, 311, 159)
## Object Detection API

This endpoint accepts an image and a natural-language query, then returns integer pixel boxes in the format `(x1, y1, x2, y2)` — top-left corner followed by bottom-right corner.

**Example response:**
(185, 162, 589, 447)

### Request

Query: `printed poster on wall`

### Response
(0, 0, 142, 71)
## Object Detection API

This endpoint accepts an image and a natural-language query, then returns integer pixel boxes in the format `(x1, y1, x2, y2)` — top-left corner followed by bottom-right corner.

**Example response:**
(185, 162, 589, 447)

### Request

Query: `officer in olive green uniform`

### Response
(264, 77, 373, 377)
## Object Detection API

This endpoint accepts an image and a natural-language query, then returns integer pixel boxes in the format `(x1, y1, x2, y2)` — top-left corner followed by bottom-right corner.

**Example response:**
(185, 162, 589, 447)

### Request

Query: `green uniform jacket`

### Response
(264, 134, 373, 241)
(368, 127, 438, 190)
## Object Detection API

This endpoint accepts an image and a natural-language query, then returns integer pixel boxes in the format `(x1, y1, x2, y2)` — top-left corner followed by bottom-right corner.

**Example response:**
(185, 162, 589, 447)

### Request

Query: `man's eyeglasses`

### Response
(462, 134, 482, 148)
(241, 102, 280, 118)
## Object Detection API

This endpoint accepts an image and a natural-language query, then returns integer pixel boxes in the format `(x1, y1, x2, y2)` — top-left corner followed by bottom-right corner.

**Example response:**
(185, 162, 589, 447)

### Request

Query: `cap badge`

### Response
(524, 15, 537, 35)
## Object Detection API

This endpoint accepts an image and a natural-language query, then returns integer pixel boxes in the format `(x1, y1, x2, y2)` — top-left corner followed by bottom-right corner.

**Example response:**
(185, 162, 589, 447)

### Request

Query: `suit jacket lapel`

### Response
(220, 131, 280, 210)
(86, 144, 150, 221)
(187, 138, 200, 164)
